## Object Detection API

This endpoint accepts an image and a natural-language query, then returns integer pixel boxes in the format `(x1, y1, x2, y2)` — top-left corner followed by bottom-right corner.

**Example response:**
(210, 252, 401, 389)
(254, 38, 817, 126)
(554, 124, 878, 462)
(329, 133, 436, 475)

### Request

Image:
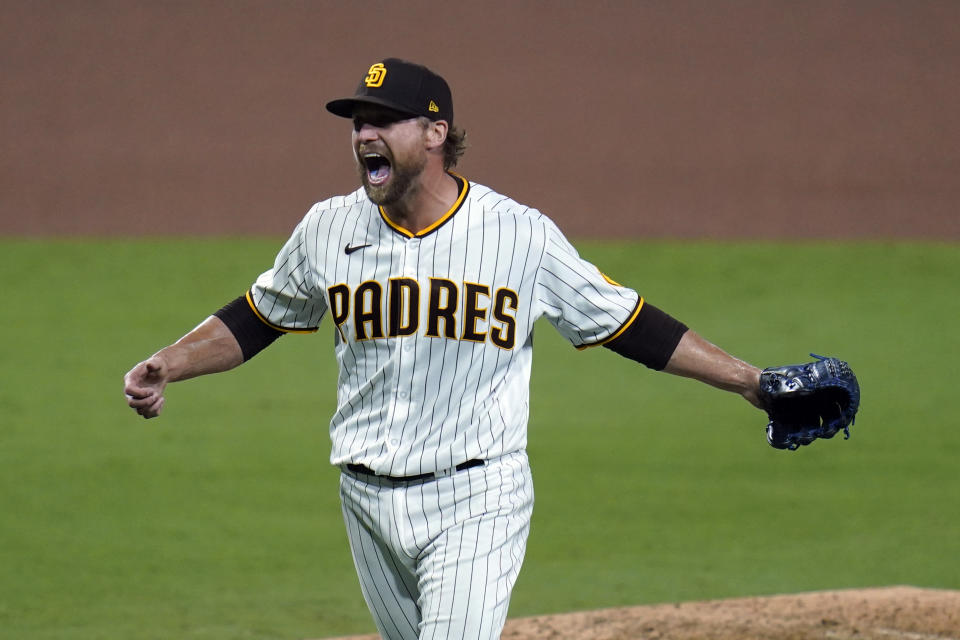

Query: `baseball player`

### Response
(124, 58, 764, 639)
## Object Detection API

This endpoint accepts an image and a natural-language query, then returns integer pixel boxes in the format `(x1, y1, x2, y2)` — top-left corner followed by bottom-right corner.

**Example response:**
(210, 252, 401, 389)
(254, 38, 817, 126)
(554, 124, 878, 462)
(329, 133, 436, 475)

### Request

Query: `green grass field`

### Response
(1, 239, 957, 639)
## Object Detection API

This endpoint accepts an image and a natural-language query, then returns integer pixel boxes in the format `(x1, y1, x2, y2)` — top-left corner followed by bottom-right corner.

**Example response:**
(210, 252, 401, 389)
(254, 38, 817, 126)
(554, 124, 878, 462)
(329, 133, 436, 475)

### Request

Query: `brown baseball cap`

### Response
(325, 58, 454, 125)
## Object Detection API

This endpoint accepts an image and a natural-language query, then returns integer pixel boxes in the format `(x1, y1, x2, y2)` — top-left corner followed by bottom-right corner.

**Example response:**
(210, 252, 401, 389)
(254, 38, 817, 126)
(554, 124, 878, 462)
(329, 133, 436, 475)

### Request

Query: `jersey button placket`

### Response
(402, 243, 419, 349)
(387, 238, 418, 452)
(402, 238, 418, 278)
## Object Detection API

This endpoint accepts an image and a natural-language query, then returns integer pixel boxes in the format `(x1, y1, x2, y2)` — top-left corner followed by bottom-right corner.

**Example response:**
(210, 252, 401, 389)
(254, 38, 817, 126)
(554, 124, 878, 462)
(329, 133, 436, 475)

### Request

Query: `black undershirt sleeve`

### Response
(602, 302, 689, 371)
(213, 295, 284, 362)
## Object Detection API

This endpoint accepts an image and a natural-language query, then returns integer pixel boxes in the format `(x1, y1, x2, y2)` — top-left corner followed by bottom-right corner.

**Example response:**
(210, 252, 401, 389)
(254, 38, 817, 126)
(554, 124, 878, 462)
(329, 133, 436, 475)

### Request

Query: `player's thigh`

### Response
(416, 454, 534, 640)
(341, 475, 421, 640)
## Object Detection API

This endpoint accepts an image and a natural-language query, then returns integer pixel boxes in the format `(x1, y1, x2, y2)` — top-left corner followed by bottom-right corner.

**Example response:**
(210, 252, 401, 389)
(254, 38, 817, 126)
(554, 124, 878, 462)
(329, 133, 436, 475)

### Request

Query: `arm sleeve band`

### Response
(602, 302, 689, 371)
(213, 295, 284, 362)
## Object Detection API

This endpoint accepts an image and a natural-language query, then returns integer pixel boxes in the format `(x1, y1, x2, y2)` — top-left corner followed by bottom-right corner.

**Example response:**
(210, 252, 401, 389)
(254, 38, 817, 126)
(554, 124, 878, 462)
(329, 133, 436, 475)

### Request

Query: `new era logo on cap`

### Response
(326, 58, 454, 125)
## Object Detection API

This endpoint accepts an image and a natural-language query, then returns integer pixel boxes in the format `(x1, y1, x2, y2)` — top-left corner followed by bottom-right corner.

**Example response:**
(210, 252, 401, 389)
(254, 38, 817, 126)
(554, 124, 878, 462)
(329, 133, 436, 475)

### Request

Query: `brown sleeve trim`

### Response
(602, 302, 689, 370)
(213, 295, 284, 362)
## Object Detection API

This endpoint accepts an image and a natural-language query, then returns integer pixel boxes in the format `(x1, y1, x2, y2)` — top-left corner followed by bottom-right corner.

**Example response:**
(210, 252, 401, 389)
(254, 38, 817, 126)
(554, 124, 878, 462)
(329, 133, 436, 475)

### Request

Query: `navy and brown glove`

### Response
(758, 354, 861, 450)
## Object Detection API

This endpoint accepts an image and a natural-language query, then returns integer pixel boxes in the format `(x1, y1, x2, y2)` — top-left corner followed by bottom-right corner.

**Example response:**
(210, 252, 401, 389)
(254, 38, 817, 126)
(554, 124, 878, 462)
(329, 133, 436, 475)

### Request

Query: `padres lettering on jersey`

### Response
(248, 174, 640, 476)
(326, 278, 518, 348)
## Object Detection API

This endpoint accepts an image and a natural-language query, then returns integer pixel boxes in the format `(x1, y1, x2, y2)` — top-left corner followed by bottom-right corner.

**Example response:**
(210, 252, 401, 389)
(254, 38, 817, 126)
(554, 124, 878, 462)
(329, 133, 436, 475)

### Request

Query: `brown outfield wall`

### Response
(2, 1, 958, 239)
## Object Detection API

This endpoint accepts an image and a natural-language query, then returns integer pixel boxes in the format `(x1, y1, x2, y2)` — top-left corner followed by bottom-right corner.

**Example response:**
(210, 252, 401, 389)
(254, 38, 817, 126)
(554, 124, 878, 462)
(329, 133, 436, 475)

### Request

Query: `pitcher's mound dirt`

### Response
(322, 586, 959, 640)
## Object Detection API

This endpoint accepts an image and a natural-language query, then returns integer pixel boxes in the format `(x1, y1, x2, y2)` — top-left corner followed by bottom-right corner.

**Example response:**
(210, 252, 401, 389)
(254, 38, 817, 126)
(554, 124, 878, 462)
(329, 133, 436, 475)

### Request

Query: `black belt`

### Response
(346, 459, 485, 482)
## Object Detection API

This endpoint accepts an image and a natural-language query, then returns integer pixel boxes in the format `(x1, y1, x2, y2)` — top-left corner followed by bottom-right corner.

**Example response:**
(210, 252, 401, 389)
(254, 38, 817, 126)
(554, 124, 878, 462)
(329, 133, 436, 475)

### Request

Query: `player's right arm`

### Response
(125, 210, 326, 419)
(123, 315, 244, 419)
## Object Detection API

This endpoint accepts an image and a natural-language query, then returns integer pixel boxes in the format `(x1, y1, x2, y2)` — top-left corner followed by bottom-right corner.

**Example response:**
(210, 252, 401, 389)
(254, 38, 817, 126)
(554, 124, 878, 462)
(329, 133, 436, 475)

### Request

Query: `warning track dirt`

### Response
(321, 586, 959, 640)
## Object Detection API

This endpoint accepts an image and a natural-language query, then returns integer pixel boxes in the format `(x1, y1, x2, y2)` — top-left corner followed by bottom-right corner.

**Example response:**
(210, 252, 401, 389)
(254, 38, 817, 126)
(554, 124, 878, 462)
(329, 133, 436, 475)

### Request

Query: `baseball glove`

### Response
(758, 354, 860, 450)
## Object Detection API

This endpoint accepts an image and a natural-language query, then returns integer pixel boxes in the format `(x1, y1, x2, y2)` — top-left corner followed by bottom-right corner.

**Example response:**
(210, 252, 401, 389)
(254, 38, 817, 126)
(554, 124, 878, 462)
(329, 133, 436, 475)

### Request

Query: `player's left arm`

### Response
(531, 218, 760, 408)
(662, 329, 762, 408)
(601, 303, 762, 409)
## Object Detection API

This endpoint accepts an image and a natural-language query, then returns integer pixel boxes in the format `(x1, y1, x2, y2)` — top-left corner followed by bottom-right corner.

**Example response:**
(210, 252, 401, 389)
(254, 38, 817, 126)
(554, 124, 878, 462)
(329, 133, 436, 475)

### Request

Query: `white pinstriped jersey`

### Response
(248, 174, 641, 476)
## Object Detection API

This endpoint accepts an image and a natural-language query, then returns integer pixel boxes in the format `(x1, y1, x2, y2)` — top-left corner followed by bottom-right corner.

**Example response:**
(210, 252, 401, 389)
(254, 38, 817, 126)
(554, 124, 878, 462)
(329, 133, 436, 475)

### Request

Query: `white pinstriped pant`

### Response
(339, 451, 534, 640)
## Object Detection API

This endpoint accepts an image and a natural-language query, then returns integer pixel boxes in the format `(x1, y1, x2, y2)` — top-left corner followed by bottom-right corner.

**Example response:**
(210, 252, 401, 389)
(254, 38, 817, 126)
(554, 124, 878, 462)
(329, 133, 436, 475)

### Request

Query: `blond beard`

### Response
(357, 153, 428, 206)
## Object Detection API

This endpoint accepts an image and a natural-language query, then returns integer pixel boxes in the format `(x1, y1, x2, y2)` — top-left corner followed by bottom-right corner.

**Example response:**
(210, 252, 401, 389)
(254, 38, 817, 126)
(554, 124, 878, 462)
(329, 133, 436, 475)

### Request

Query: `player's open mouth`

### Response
(363, 153, 391, 186)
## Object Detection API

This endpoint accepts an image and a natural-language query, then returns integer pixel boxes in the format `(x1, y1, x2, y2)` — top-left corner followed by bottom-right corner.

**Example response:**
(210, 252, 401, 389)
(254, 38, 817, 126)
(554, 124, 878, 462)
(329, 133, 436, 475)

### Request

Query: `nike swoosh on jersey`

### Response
(344, 243, 372, 255)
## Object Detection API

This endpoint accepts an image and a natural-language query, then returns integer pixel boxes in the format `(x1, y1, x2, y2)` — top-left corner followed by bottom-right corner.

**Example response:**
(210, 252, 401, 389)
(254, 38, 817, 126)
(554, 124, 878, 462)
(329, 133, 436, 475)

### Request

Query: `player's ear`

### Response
(424, 119, 448, 151)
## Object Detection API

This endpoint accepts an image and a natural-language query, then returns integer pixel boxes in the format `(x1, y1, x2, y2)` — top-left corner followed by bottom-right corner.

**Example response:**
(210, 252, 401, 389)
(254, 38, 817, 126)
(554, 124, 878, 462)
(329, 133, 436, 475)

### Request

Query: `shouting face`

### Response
(352, 105, 430, 206)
